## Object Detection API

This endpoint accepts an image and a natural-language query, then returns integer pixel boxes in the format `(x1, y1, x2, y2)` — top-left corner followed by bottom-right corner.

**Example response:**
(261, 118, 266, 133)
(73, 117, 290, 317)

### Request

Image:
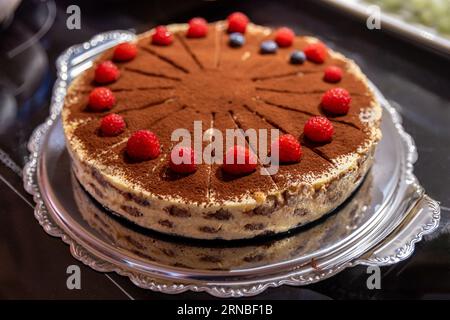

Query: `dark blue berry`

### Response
(290, 50, 306, 64)
(229, 33, 245, 47)
(260, 40, 278, 54)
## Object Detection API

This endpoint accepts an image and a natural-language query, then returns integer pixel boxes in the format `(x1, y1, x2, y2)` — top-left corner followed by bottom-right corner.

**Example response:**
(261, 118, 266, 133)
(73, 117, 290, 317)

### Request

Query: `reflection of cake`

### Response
(72, 170, 373, 270)
(62, 15, 381, 240)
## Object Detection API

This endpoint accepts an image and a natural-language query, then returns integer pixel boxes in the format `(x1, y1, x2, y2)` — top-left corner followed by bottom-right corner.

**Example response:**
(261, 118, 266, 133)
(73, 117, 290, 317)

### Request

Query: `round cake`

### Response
(62, 15, 382, 240)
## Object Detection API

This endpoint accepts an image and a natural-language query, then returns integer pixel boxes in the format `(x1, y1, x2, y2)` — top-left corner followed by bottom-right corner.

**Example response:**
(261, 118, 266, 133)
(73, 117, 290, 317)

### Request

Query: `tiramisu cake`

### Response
(62, 13, 382, 240)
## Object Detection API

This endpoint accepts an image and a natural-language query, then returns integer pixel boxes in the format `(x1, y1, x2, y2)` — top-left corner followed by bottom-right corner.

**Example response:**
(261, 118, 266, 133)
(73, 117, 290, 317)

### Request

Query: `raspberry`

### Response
(274, 27, 295, 47)
(304, 116, 334, 143)
(152, 26, 173, 46)
(113, 42, 137, 61)
(100, 113, 126, 136)
(227, 12, 249, 34)
(88, 87, 116, 111)
(94, 61, 120, 84)
(323, 66, 343, 83)
(304, 42, 327, 63)
(187, 17, 208, 38)
(222, 145, 257, 175)
(169, 146, 197, 174)
(271, 134, 302, 163)
(126, 130, 161, 161)
(321, 88, 351, 115)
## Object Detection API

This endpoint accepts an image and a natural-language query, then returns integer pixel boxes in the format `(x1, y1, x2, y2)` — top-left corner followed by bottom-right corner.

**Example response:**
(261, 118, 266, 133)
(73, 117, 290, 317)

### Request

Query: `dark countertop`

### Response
(0, 0, 448, 299)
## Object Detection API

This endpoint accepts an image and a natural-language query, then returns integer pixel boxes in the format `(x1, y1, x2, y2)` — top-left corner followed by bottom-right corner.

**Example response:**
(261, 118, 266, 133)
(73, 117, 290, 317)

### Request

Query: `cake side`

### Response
(72, 169, 374, 270)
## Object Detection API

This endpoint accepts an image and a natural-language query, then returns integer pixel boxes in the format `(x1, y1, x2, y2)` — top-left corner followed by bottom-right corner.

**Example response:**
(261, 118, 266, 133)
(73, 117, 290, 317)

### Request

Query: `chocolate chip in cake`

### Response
(294, 208, 309, 216)
(247, 200, 278, 216)
(158, 219, 174, 228)
(204, 209, 233, 220)
(199, 225, 221, 233)
(121, 191, 150, 206)
(91, 169, 109, 188)
(244, 223, 265, 231)
(165, 206, 191, 218)
(120, 205, 143, 217)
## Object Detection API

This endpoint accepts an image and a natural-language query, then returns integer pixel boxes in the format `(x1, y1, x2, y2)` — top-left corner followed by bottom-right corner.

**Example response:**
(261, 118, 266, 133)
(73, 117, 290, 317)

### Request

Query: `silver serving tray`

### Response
(23, 31, 441, 297)
(320, 0, 450, 56)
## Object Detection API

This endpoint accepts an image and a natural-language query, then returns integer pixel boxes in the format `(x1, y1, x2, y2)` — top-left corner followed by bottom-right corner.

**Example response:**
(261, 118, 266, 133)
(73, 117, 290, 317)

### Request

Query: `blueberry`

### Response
(290, 50, 306, 64)
(229, 33, 245, 47)
(260, 40, 278, 54)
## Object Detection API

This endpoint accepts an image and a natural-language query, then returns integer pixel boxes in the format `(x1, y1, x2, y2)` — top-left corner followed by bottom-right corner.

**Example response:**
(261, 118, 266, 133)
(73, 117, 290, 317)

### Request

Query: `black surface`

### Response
(0, 0, 448, 299)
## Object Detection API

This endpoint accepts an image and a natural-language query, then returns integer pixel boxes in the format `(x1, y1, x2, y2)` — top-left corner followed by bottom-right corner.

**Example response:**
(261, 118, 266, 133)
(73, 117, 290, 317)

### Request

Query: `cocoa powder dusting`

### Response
(64, 23, 374, 204)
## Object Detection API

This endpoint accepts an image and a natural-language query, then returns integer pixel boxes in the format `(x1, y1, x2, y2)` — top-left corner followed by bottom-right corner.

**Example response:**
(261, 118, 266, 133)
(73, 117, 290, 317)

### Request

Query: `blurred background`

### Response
(0, 0, 448, 299)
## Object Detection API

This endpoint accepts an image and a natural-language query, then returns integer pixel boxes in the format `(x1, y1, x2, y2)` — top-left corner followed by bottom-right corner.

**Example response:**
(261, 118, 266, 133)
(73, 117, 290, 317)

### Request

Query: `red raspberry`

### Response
(126, 130, 161, 161)
(187, 17, 208, 38)
(169, 146, 197, 174)
(324, 66, 343, 83)
(94, 61, 120, 84)
(88, 87, 116, 111)
(100, 113, 126, 136)
(227, 12, 249, 34)
(304, 42, 327, 63)
(304, 116, 334, 143)
(274, 27, 295, 47)
(152, 26, 173, 46)
(113, 42, 137, 61)
(222, 145, 257, 175)
(271, 134, 302, 163)
(321, 88, 351, 115)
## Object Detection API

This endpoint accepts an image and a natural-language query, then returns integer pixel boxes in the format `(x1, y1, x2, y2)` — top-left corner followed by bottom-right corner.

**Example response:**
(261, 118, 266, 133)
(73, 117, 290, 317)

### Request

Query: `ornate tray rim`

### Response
(23, 30, 441, 298)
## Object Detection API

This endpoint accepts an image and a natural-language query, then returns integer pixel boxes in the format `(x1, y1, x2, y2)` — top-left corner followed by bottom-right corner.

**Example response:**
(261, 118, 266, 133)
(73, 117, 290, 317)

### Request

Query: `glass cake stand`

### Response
(23, 31, 440, 297)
